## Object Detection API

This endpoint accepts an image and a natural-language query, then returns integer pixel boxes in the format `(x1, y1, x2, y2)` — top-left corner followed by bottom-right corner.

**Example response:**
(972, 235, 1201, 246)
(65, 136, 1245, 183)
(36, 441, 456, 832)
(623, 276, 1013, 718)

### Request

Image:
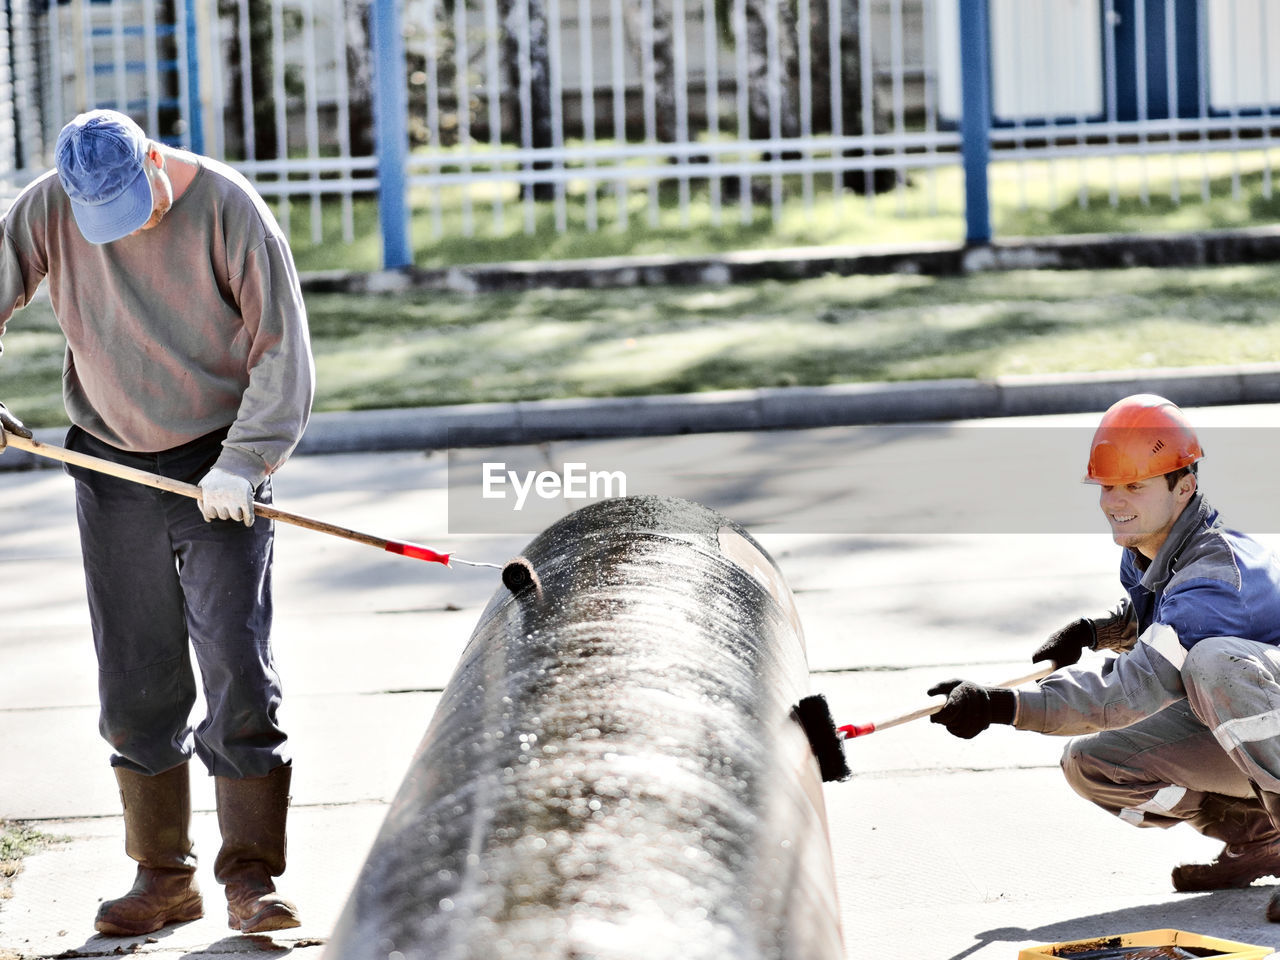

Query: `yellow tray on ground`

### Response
(1017, 929, 1273, 960)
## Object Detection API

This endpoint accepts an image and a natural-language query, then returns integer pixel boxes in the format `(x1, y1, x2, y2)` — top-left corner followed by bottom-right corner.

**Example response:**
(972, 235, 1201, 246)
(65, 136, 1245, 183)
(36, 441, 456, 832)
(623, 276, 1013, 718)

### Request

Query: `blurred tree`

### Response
(343, 0, 375, 159)
(621, 0, 678, 144)
(217, 0, 280, 160)
(498, 0, 555, 200)
(216, 0, 372, 164)
(715, 0, 895, 193)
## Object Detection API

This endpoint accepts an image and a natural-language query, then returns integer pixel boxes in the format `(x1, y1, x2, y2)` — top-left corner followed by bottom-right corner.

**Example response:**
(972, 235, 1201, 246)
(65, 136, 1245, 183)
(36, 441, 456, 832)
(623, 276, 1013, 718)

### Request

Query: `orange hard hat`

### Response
(1083, 394, 1204, 485)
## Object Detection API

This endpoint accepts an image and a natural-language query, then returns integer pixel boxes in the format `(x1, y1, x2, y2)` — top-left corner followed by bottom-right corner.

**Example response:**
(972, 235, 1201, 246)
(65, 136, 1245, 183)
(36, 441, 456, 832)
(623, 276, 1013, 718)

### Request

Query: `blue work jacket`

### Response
(1121, 494, 1280, 650)
(1017, 493, 1280, 735)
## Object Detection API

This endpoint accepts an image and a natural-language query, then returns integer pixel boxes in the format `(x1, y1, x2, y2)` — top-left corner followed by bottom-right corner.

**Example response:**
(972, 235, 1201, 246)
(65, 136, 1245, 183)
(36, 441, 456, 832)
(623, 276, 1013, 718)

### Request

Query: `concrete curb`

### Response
(299, 226, 1280, 294)
(4, 362, 1278, 472)
(295, 362, 1280, 450)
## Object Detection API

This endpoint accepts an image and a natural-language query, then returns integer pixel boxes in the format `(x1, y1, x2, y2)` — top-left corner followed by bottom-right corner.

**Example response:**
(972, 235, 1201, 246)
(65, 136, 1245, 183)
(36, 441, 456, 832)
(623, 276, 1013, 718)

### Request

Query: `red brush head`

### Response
(838, 722, 876, 739)
(385, 541, 452, 566)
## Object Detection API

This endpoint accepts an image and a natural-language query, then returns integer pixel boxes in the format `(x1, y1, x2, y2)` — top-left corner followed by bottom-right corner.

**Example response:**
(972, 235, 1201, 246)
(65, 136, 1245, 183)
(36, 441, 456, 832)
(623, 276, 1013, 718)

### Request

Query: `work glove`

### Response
(927, 680, 1016, 740)
(1032, 617, 1095, 667)
(198, 467, 255, 526)
(1031, 601, 1137, 666)
(0, 401, 32, 452)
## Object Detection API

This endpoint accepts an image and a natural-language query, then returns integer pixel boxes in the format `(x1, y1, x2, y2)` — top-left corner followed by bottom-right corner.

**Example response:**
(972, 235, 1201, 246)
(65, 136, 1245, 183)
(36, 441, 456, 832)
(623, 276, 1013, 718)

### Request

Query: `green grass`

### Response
(8, 262, 1279, 429)
(300, 265, 1280, 413)
(0, 823, 50, 863)
(0, 821, 59, 902)
(281, 149, 1280, 273)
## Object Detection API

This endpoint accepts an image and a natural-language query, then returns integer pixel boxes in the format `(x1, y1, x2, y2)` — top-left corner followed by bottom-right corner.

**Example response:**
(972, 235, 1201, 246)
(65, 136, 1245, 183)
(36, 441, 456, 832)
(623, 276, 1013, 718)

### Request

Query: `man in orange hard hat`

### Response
(928, 394, 1280, 922)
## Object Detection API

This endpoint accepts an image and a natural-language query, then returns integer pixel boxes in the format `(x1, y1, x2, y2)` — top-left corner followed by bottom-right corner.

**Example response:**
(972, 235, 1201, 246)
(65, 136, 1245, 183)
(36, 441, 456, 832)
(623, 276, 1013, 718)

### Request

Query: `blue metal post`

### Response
(183, 0, 203, 154)
(371, 0, 412, 269)
(958, 0, 991, 245)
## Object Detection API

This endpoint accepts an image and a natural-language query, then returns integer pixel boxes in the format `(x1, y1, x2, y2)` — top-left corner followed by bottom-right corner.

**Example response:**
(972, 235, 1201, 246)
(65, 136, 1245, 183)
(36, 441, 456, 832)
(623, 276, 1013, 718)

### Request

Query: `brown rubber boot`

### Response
(1171, 792, 1280, 892)
(214, 765, 301, 934)
(94, 762, 203, 936)
(1248, 786, 1280, 923)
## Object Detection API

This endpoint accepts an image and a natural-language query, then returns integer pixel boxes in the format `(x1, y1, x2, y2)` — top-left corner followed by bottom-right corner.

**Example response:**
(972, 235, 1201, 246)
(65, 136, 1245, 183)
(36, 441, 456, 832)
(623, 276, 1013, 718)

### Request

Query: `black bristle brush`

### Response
(795, 662, 1056, 783)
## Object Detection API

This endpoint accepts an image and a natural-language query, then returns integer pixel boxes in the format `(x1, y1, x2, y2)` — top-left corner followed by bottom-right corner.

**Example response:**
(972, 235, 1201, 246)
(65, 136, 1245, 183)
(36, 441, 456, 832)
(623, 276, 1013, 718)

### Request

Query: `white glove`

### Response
(198, 467, 256, 526)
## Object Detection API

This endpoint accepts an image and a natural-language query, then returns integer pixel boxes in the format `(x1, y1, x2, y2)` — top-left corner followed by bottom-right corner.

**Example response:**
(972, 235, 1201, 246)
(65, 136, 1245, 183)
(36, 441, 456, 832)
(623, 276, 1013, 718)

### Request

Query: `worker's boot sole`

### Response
(94, 890, 204, 936)
(1172, 840, 1280, 892)
(227, 895, 301, 934)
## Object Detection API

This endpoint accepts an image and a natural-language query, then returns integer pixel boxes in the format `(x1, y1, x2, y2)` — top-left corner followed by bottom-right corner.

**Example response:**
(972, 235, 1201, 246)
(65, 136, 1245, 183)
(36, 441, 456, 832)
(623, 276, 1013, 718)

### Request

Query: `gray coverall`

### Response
(1016, 494, 1280, 841)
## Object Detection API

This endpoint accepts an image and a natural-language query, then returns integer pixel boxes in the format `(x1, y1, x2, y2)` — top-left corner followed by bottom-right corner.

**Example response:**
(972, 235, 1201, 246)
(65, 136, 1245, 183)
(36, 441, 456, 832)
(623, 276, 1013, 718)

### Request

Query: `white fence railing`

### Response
(1, 0, 1279, 265)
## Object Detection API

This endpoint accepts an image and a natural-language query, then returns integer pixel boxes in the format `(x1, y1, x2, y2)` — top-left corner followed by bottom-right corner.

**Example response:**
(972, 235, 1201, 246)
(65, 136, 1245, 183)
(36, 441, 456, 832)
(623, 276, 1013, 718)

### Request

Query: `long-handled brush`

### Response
(2, 430, 501, 570)
(795, 661, 1057, 783)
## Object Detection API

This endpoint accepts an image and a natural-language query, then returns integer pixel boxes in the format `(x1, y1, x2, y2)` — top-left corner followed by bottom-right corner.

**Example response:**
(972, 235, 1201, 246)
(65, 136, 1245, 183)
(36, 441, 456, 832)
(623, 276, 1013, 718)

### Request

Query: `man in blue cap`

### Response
(0, 110, 314, 936)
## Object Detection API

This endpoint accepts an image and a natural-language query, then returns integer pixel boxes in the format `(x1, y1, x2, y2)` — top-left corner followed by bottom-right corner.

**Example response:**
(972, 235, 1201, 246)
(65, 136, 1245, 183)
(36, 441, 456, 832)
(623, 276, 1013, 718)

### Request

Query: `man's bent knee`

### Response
(1183, 635, 1280, 730)
(1183, 636, 1245, 689)
(1061, 736, 1103, 800)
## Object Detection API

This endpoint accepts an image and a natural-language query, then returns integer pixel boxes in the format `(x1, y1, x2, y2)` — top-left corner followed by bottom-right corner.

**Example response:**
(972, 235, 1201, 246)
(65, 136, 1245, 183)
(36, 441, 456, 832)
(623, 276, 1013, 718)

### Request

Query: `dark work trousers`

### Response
(66, 425, 288, 779)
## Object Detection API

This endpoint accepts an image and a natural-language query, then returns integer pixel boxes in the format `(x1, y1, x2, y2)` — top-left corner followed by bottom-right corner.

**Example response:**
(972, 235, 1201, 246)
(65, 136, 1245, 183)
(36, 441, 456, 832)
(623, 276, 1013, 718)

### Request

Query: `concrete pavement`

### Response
(3, 403, 1280, 959)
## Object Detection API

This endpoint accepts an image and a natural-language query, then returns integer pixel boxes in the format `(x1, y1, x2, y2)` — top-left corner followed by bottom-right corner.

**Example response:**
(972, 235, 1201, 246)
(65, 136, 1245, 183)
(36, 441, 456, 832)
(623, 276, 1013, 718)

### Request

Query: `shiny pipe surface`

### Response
(326, 496, 842, 960)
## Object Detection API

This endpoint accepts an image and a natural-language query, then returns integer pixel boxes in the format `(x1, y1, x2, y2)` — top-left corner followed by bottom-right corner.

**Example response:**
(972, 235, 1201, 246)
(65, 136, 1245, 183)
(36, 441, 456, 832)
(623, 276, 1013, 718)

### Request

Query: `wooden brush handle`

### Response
(6, 431, 204, 497)
(3, 430, 405, 554)
(870, 661, 1057, 734)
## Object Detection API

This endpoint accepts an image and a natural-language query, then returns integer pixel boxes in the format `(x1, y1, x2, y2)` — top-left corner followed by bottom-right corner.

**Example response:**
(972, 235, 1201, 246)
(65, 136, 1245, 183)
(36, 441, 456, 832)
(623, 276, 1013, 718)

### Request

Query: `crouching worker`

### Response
(928, 394, 1280, 922)
(0, 110, 314, 935)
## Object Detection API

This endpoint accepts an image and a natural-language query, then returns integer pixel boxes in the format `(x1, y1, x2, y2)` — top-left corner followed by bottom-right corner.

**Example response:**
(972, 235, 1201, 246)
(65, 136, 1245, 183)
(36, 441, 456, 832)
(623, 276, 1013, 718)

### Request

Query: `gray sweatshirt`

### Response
(0, 155, 314, 486)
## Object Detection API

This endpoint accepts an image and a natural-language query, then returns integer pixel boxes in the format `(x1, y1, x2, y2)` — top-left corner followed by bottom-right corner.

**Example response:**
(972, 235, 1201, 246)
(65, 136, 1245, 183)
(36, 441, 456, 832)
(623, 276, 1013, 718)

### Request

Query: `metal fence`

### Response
(1, 0, 1278, 267)
(977, 0, 1280, 210)
(398, 0, 954, 235)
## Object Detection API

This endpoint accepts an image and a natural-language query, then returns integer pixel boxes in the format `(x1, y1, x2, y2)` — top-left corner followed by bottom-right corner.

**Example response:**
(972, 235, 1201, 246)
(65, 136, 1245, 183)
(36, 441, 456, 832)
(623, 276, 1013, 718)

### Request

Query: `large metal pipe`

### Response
(325, 495, 843, 960)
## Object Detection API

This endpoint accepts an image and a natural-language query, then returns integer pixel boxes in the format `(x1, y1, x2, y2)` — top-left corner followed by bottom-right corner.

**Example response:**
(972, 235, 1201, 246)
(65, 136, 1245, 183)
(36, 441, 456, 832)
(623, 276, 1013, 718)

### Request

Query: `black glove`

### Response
(0, 401, 32, 452)
(1032, 617, 1096, 667)
(927, 680, 1017, 740)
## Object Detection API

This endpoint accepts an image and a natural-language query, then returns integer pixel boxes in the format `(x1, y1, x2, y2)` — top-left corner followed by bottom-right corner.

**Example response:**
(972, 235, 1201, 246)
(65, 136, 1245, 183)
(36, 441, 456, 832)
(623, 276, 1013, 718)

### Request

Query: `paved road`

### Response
(2, 404, 1280, 958)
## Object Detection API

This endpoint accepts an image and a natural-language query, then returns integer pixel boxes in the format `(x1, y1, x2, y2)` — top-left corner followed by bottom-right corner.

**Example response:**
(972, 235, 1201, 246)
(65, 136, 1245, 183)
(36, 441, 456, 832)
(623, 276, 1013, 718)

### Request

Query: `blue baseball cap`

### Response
(54, 110, 155, 244)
